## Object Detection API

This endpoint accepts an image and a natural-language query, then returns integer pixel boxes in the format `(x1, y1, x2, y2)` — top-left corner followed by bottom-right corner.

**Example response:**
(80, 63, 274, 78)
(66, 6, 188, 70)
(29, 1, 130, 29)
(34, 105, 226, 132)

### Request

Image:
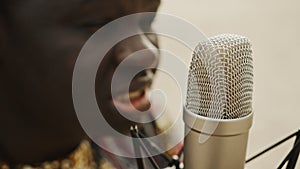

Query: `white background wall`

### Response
(154, 0, 300, 168)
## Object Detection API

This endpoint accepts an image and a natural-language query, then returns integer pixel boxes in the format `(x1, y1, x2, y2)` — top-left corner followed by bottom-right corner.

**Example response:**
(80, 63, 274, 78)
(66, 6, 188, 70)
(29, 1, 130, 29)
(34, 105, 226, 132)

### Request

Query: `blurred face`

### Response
(1, 0, 160, 134)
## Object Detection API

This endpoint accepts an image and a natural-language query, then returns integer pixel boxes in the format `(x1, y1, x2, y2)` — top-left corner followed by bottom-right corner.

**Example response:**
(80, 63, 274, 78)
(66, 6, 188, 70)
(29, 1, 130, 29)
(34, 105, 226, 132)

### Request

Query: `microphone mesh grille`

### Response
(186, 34, 253, 119)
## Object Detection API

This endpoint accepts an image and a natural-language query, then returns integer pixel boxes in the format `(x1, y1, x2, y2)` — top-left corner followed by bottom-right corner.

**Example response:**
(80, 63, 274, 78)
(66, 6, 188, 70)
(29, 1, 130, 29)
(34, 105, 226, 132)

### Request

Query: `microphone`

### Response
(183, 34, 253, 169)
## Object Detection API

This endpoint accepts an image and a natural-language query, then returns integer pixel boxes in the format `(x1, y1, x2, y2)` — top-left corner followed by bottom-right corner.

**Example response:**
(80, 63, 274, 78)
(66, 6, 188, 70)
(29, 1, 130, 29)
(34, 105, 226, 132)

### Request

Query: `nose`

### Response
(113, 34, 159, 69)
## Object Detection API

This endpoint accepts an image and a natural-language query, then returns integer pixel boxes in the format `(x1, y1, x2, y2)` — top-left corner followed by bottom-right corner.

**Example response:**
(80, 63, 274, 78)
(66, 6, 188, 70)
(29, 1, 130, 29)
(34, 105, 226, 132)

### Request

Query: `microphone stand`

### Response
(280, 130, 300, 169)
(131, 125, 299, 169)
(246, 129, 300, 169)
(130, 125, 183, 169)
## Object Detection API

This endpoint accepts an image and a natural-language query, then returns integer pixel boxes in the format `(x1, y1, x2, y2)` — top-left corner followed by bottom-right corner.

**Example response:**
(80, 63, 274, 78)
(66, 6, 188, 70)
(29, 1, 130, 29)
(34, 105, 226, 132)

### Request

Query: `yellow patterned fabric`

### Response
(0, 140, 116, 169)
(0, 117, 181, 169)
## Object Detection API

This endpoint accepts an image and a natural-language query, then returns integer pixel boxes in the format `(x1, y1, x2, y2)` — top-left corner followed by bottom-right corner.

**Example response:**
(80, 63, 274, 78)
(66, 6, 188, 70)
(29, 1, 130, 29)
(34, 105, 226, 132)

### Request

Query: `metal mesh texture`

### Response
(185, 34, 253, 119)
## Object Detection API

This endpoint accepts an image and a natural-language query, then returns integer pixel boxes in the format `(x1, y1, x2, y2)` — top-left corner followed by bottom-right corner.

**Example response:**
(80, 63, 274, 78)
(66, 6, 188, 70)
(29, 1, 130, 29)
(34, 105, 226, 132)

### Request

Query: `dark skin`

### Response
(0, 0, 160, 165)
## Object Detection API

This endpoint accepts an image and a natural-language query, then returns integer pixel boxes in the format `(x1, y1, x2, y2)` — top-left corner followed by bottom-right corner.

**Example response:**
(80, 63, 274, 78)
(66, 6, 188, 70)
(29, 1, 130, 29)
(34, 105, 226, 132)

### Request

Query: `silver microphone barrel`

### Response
(183, 34, 253, 169)
(184, 107, 253, 169)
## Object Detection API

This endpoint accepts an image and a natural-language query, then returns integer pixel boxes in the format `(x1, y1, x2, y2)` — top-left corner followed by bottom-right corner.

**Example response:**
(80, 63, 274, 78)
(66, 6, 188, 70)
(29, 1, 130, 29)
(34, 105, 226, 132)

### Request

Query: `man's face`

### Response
(2, 0, 160, 133)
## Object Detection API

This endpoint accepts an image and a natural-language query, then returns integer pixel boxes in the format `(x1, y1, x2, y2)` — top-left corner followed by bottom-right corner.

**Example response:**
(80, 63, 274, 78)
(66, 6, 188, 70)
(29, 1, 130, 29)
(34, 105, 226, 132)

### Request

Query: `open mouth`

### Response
(111, 70, 155, 113)
(112, 87, 151, 113)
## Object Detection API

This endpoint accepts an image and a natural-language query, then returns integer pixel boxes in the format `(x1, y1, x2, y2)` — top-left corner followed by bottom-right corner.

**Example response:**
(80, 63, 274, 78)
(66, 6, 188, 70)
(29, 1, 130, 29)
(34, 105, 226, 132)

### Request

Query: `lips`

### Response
(111, 71, 153, 113)
(112, 88, 151, 113)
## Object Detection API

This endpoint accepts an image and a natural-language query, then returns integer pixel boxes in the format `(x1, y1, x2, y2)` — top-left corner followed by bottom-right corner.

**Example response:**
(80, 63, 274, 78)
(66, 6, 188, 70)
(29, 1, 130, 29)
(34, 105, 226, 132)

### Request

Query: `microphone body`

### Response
(184, 107, 253, 169)
(183, 34, 253, 169)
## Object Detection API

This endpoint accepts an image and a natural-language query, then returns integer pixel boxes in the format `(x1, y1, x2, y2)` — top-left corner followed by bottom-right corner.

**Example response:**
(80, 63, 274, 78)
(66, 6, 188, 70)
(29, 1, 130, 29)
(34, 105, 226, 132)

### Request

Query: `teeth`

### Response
(115, 89, 144, 102)
(130, 90, 143, 99)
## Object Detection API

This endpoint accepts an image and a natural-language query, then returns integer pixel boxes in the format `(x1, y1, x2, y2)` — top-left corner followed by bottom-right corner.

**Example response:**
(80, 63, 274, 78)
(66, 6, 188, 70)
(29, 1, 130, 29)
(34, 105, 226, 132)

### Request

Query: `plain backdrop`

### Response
(152, 0, 300, 168)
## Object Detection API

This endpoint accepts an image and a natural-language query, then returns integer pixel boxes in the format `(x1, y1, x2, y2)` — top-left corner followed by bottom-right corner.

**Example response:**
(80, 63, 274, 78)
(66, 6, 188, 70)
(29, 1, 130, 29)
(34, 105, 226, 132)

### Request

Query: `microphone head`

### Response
(185, 34, 253, 119)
